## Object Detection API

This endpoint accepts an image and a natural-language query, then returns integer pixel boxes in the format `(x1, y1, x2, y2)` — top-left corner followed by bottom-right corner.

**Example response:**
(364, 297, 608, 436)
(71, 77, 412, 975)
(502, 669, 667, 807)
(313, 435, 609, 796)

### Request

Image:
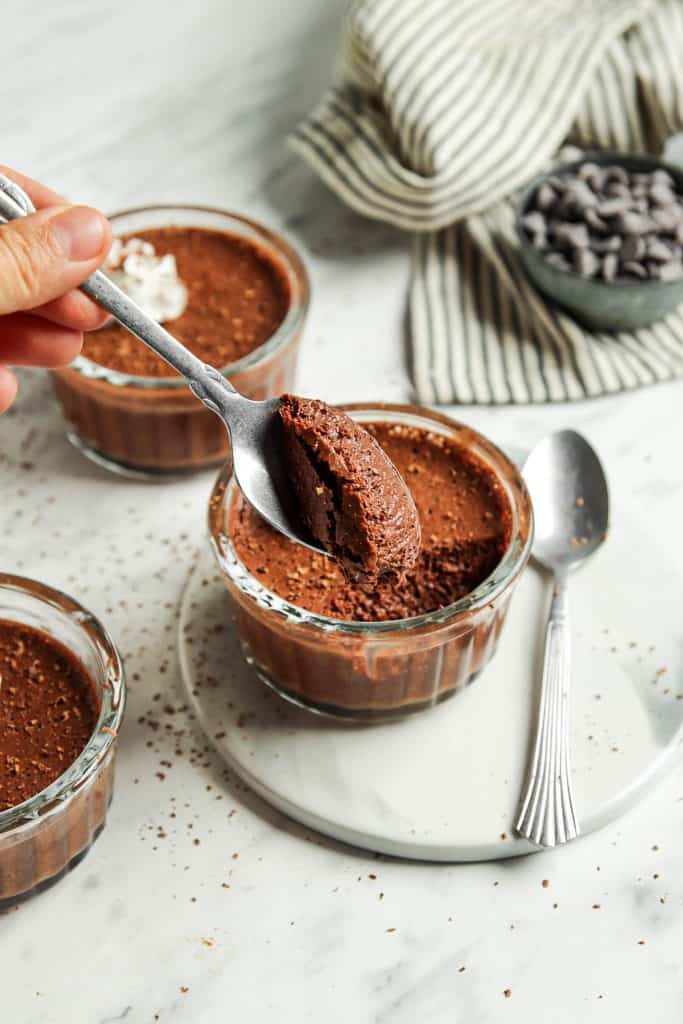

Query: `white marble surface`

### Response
(1, 2, 682, 1021)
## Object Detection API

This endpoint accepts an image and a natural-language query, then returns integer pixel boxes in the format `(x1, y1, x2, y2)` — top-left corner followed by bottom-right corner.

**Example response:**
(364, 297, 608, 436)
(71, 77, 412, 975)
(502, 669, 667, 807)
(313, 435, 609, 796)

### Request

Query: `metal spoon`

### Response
(516, 430, 609, 848)
(0, 174, 319, 553)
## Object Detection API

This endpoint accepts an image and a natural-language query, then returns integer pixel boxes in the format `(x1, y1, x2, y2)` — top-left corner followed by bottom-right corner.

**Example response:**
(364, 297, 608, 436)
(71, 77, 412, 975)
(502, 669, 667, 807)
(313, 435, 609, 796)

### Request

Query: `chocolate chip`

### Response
(604, 181, 631, 199)
(573, 248, 600, 277)
(602, 251, 619, 282)
(658, 261, 683, 281)
(522, 211, 546, 236)
(650, 184, 677, 206)
(631, 197, 650, 215)
(535, 183, 557, 211)
(604, 165, 629, 186)
(646, 238, 674, 262)
(615, 211, 654, 235)
(567, 180, 598, 210)
(554, 222, 590, 249)
(578, 162, 601, 183)
(585, 208, 608, 233)
(652, 168, 675, 188)
(593, 235, 621, 253)
(620, 236, 644, 262)
(652, 206, 681, 232)
(596, 197, 631, 217)
(545, 252, 571, 272)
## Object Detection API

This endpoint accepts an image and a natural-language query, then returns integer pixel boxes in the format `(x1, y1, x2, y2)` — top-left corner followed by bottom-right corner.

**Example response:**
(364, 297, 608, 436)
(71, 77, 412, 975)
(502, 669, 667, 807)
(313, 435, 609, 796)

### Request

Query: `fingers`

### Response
(0, 165, 65, 210)
(0, 366, 17, 413)
(0, 313, 83, 367)
(0, 204, 111, 316)
(33, 291, 111, 331)
(0, 168, 111, 331)
(0, 169, 108, 415)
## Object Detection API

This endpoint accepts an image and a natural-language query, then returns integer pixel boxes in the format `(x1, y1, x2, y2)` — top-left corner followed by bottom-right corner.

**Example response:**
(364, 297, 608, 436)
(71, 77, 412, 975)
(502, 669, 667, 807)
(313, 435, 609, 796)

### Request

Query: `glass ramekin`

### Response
(51, 205, 309, 479)
(0, 574, 125, 905)
(208, 404, 533, 719)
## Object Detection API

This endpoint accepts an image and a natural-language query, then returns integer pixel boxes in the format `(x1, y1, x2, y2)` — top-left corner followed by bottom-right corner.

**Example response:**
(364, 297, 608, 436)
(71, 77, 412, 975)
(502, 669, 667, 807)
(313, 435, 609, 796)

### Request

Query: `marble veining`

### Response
(1, 2, 682, 1022)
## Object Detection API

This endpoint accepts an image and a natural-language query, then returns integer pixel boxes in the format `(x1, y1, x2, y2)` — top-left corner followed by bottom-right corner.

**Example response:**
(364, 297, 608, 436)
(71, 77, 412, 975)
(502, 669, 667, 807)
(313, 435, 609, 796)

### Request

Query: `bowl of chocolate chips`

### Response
(517, 153, 683, 330)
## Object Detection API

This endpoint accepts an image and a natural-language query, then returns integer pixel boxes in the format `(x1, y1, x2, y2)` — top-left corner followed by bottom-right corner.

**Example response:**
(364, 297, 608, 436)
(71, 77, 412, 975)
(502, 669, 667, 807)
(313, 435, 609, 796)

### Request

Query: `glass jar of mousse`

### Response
(51, 206, 309, 478)
(208, 404, 533, 719)
(0, 575, 125, 905)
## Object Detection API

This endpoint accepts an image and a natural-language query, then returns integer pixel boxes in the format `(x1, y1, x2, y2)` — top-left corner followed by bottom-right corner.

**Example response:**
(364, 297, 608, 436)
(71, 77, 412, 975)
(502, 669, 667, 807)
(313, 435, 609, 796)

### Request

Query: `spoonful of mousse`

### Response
(0, 175, 420, 581)
(278, 395, 421, 580)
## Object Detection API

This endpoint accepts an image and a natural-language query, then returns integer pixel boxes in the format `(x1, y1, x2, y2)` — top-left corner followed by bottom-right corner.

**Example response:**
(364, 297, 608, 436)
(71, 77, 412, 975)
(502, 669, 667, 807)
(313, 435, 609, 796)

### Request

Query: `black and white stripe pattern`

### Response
(412, 194, 683, 403)
(292, 0, 683, 404)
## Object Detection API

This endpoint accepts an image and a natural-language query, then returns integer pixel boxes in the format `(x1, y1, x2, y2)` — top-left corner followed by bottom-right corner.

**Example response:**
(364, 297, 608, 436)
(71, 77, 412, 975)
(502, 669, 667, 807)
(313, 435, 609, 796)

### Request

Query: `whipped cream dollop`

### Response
(104, 237, 188, 322)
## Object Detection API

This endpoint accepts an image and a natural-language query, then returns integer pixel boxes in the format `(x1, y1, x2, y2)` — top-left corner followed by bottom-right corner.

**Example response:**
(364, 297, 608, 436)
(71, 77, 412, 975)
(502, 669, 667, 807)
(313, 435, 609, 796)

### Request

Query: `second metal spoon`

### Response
(516, 430, 609, 848)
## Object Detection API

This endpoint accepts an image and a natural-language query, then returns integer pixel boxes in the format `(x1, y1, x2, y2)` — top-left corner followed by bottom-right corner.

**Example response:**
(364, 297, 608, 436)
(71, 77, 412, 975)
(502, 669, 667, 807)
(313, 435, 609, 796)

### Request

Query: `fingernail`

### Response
(50, 206, 108, 262)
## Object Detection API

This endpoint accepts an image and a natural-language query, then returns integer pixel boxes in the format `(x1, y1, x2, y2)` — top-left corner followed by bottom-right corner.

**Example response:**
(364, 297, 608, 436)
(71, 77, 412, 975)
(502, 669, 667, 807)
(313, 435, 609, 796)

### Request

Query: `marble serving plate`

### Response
(178, 493, 683, 862)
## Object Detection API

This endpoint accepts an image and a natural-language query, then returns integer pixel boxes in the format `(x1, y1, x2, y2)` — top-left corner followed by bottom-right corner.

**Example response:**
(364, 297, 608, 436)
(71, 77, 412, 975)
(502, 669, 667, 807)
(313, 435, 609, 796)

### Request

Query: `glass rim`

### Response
(68, 203, 310, 390)
(208, 403, 534, 635)
(0, 573, 126, 833)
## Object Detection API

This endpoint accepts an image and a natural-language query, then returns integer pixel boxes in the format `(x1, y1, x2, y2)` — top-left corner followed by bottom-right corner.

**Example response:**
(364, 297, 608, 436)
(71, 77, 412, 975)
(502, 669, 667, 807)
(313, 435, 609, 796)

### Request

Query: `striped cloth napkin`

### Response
(291, 0, 683, 404)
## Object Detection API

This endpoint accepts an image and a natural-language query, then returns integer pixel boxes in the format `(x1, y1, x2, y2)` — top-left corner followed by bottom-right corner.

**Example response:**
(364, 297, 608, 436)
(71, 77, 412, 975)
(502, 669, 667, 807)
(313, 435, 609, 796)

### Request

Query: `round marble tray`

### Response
(177, 523, 683, 862)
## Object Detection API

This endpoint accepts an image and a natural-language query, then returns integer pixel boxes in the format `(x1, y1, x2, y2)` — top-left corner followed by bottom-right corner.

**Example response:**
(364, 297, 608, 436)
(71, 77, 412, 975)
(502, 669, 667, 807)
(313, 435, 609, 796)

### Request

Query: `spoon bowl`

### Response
(524, 429, 609, 572)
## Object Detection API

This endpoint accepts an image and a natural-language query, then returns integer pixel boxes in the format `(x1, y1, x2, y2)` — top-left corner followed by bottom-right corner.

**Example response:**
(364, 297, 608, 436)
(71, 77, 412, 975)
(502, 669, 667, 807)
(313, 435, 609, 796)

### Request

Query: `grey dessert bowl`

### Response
(516, 152, 683, 331)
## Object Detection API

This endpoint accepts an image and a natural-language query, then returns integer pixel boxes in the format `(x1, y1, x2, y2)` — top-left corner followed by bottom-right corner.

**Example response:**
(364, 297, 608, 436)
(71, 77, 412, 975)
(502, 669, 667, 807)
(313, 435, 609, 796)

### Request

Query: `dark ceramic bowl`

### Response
(516, 152, 683, 331)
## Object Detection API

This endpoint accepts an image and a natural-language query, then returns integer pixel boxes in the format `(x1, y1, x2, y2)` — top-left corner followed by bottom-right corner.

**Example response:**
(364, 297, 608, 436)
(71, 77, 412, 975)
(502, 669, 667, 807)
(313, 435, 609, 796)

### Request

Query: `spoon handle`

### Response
(79, 272, 239, 417)
(516, 575, 579, 847)
(0, 175, 239, 421)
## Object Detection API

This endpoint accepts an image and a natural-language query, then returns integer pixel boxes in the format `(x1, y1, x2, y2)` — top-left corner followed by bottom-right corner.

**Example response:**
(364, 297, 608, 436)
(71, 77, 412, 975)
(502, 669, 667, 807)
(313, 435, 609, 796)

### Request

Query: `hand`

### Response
(0, 167, 112, 413)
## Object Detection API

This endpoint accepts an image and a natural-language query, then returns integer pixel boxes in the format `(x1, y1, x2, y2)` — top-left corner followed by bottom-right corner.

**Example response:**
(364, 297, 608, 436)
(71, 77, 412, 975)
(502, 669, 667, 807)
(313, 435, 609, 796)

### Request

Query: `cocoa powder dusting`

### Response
(83, 227, 290, 377)
(0, 621, 100, 811)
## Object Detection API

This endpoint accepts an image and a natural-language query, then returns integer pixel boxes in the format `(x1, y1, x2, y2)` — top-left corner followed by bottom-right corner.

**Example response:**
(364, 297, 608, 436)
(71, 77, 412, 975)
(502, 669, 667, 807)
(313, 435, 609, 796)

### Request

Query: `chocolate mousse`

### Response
(83, 226, 291, 377)
(279, 396, 421, 580)
(231, 420, 512, 622)
(0, 622, 99, 811)
(52, 213, 308, 476)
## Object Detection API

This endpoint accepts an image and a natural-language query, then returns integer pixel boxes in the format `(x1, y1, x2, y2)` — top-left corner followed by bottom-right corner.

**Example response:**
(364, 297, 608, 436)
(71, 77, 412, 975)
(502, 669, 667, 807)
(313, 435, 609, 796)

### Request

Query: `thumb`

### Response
(0, 205, 111, 316)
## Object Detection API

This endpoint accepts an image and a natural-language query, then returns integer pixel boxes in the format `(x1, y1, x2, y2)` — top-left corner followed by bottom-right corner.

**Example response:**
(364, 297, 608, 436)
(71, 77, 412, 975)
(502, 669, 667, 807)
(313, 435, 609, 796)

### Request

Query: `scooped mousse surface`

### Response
(82, 226, 291, 377)
(0, 622, 100, 811)
(279, 396, 421, 580)
(231, 421, 512, 622)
